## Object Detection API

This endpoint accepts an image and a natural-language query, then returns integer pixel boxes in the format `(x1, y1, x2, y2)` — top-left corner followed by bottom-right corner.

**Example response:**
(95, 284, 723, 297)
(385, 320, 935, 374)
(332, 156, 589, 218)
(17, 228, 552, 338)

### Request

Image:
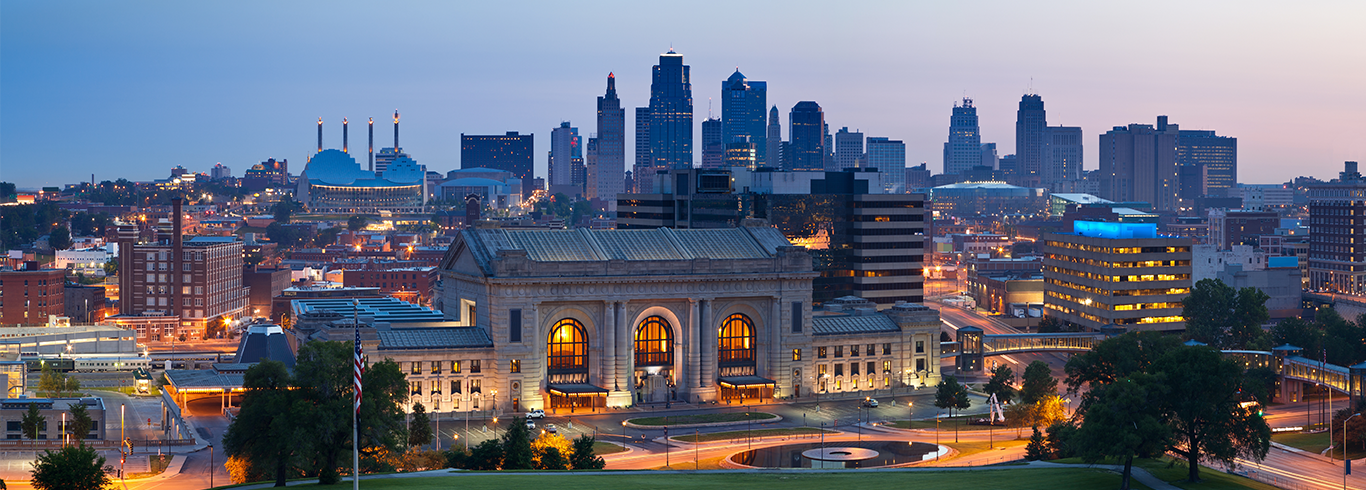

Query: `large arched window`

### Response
(547, 319, 588, 373)
(718, 313, 756, 366)
(634, 316, 674, 367)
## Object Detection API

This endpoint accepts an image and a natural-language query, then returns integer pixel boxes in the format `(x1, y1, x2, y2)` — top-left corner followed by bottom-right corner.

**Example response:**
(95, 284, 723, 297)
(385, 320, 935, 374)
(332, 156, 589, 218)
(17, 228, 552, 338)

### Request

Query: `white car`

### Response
(526, 409, 546, 419)
(526, 419, 536, 430)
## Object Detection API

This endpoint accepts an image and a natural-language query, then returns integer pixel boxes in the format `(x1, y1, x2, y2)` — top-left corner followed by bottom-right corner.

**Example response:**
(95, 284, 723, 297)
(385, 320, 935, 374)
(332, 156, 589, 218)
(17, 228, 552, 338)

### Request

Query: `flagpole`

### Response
(354, 299, 361, 490)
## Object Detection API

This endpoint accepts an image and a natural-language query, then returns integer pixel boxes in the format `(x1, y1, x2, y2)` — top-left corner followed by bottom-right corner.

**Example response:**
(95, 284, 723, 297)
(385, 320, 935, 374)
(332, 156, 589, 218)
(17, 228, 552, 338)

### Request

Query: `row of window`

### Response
(1045, 254, 1190, 269)
(409, 378, 482, 396)
(1044, 241, 1190, 254)
(408, 359, 482, 375)
(815, 343, 899, 359)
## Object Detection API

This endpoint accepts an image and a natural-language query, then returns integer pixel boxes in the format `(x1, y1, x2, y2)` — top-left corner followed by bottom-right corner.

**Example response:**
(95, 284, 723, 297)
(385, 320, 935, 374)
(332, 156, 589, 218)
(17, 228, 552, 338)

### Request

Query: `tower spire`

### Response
(317, 117, 323, 152)
(343, 117, 349, 153)
(393, 110, 400, 149)
(368, 117, 374, 172)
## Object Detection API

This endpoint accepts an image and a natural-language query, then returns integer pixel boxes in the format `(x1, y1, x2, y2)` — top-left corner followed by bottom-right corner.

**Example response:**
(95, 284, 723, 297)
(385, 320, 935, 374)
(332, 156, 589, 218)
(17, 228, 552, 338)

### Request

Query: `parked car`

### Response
(526, 408, 546, 419)
(545, 424, 558, 434)
(526, 419, 536, 430)
(861, 397, 879, 408)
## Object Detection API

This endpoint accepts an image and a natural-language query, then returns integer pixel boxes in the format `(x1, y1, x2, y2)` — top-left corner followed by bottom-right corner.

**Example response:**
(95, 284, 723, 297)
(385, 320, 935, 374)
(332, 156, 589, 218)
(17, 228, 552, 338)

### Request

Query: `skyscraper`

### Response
(701, 117, 723, 168)
(788, 102, 825, 171)
(461, 131, 534, 198)
(633, 106, 652, 192)
(866, 137, 906, 193)
(1045, 126, 1084, 187)
(1099, 118, 1179, 211)
(722, 70, 768, 167)
(980, 143, 999, 171)
(1308, 161, 1366, 295)
(943, 98, 982, 175)
(835, 127, 864, 170)
(1176, 127, 1237, 197)
(765, 106, 781, 170)
(550, 122, 580, 187)
(1015, 94, 1047, 188)
(649, 50, 692, 169)
(591, 73, 626, 209)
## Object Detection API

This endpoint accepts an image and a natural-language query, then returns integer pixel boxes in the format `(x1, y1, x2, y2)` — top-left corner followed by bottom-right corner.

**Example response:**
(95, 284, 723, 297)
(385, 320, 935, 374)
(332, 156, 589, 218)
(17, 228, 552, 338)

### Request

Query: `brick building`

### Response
(343, 266, 436, 305)
(0, 264, 65, 326)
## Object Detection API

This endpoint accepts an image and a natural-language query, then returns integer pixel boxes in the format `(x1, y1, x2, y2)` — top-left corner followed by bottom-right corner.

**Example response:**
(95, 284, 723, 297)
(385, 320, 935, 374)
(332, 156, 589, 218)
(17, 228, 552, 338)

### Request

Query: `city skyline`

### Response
(2, 1, 1364, 188)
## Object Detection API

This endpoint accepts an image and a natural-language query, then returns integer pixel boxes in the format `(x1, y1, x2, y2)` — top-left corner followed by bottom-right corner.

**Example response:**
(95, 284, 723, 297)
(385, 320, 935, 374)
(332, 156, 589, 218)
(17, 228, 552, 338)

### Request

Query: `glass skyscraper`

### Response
(649, 50, 693, 169)
(943, 98, 982, 175)
(788, 101, 825, 171)
(1016, 94, 1047, 188)
(460, 131, 534, 198)
(722, 70, 768, 167)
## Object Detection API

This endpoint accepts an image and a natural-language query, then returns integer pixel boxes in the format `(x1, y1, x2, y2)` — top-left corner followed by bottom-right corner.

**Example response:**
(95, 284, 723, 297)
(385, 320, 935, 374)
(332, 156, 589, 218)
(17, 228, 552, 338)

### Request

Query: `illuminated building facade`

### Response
(297, 149, 425, 214)
(648, 50, 693, 169)
(1042, 221, 1193, 332)
(1308, 161, 1366, 295)
(460, 132, 534, 198)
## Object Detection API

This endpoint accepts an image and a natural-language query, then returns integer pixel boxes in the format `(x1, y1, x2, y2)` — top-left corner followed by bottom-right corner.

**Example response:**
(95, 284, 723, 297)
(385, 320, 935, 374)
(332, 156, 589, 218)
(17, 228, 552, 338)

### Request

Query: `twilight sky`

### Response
(2, 0, 1363, 190)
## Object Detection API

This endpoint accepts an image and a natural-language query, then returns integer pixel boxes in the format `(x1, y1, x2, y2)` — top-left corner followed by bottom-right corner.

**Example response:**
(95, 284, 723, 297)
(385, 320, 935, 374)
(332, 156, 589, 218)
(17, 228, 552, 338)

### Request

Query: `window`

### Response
(883, 343, 891, 355)
(509, 309, 522, 343)
(818, 364, 827, 377)
(835, 364, 844, 376)
(411, 362, 421, 375)
(916, 358, 926, 372)
(792, 348, 802, 361)
(791, 301, 802, 333)
(451, 380, 462, 394)
(868, 344, 876, 357)
(5, 421, 18, 431)
(548, 319, 588, 372)
(867, 361, 875, 375)
(818, 346, 827, 358)
(884, 376, 891, 388)
(634, 316, 674, 366)
(510, 359, 521, 373)
(470, 379, 482, 393)
(915, 340, 924, 354)
(470, 360, 481, 373)
(834, 379, 842, 391)
(834, 346, 844, 358)
(851, 363, 860, 376)
(882, 360, 891, 373)
(431, 361, 441, 373)
(851, 345, 860, 357)
(451, 361, 460, 374)
(410, 381, 420, 395)
(717, 313, 756, 366)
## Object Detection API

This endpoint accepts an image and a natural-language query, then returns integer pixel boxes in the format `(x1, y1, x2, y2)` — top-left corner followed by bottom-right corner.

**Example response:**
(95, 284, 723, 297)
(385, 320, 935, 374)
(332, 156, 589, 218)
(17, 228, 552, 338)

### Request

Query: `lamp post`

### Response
(935, 413, 940, 460)
(621, 420, 627, 444)
(209, 443, 214, 489)
(1346, 412, 1361, 490)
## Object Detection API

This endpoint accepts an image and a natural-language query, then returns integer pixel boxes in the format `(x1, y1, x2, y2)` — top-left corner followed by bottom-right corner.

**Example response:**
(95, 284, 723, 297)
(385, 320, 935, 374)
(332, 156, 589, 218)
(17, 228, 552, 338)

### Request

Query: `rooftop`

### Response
(290, 296, 444, 323)
(457, 225, 793, 269)
(375, 326, 493, 350)
(812, 314, 901, 336)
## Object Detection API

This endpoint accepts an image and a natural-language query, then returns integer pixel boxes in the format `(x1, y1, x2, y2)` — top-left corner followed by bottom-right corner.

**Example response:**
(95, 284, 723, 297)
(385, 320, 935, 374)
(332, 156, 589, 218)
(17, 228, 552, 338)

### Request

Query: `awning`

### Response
(547, 383, 609, 396)
(717, 375, 776, 388)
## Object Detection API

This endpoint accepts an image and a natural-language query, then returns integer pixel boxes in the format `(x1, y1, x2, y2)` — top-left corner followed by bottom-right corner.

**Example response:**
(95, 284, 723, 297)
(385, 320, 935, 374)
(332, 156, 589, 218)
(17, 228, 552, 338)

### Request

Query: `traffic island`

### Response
(626, 411, 780, 429)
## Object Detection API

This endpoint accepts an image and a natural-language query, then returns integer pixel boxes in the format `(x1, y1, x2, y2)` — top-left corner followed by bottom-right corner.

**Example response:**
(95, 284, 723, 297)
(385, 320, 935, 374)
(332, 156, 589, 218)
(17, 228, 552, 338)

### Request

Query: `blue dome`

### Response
(384, 155, 424, 184)
(304, 149, 373, 185)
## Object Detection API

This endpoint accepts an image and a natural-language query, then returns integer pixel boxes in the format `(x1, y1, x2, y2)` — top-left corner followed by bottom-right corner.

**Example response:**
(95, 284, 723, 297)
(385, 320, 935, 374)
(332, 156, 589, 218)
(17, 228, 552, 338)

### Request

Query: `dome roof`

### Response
(303, 149, 372, 185)
(383, 155, 424, 184)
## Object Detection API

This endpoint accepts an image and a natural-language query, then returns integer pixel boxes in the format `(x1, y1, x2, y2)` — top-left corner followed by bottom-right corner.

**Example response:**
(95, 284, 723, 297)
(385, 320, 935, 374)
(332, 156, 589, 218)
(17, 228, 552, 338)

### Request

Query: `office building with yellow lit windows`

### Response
(1042, 221, 1193, 332)
(437, 222, 941, 413)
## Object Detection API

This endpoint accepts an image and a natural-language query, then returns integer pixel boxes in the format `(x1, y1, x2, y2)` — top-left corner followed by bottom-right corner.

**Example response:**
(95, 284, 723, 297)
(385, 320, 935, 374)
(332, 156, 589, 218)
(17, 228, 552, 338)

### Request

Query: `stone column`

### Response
(699, 299, 713, 391)
(687, 299, 700, 394)
(770, 297, 782, 381)
(602, 300, 616, 391)
(607, 302, 632, 407)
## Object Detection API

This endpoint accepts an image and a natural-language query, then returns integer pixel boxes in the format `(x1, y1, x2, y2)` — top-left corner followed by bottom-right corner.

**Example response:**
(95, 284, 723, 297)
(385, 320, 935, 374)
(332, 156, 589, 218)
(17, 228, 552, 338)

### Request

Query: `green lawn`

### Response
(629, 412, 778, 426)
(280, 468, 1145, 489)
(1272, 430, 1366, 460)
(944, 438, 1028, 460)
(669, 427, 833, 443)
(1052, 456, 1278, 490)
(593, 441, 627, 455)
(887, 415, 1003, 432)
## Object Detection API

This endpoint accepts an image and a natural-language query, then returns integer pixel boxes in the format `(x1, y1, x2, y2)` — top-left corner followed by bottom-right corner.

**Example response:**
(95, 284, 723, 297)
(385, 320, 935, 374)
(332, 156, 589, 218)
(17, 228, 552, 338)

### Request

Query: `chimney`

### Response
(368, 117, 374, 172)
(172, 197, 183, 319)
(116, 223, 140, 316)
(343, 117, 349, 153)
(317, 117, 323, 152)
(393, 110, 400, 149)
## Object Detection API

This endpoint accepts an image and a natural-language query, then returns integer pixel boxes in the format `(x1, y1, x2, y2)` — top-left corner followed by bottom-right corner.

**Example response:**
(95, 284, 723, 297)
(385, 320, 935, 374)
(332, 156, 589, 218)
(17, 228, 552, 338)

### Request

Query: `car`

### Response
(861, 397, 879, 408)
(525, 419, 536, 430)
(526, 409, 546, 419)
(545, 424, 558, 434)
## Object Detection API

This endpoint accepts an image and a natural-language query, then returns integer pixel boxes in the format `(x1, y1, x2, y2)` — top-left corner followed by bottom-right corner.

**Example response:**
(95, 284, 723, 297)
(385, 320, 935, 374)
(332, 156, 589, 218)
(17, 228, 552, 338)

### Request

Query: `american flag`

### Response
(354, 326, 364, 415)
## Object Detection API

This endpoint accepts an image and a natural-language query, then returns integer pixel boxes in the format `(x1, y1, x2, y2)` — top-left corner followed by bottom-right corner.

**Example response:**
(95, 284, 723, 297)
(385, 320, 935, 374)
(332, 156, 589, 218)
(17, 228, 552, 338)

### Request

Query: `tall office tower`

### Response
(1099, 118, 1179, 211)
(723, 136, 756, 169)
(592, 73, 626, 208)
(1015, 94, 1047, 188)
(649, 50, 693, 169)
(571, 156, 587, 191)
(866, 137, 906, 193)
(634, 107, 652, 192)
(550, 122, 580, 187)
(1042, 221, 1193, 332)
(788, 102, 826, 171)
(765, 106, 781, 170)
(701, 117, 724, 168)
(1308, 161, 1366, 295)
(1176, 126, 1237, 197)
(584, 137, 599, 199)
(905, 163, 932, 191)
(210, 163, 232, 180)
(823, 123, 835, 171)
(980, 143, 999, 170)
(835, 127, 864, 170)
(943, 98, 982, 175)
(722, 69, 768, 167)
(461, 132, 535, 198)
(1045, 126, 1084, 186)
(998, 154, 1018, 178)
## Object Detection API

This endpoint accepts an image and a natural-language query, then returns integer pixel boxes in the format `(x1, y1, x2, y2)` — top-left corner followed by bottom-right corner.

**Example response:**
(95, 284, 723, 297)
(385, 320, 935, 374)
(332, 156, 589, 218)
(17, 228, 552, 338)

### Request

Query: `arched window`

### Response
(634, 316, 674, 367)
(547, 319, 588, 373)
(718, 313, 756, 366)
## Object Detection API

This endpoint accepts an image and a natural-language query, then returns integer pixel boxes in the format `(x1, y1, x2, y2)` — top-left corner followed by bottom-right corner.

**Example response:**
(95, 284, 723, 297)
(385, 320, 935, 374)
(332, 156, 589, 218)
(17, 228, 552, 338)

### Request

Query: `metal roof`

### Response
(458, 225, 791, 274)
(375, 327, 493, 350)
(811, 314, 901, 336)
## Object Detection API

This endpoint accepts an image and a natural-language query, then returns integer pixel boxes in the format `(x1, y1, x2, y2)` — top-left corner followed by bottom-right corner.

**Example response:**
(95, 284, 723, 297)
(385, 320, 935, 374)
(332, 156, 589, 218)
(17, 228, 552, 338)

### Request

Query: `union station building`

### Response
(432, 221, 942, 413)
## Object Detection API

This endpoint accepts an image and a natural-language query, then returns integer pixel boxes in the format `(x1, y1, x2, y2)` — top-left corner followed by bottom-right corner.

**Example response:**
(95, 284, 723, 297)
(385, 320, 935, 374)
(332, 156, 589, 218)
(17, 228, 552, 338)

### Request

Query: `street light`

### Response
(1346, 412, 1361, 490)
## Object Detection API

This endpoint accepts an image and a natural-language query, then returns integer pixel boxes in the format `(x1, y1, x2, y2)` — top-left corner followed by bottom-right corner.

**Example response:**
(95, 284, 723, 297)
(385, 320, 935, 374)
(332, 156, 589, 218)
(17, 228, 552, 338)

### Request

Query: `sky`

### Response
(2, 0, 1364, 190)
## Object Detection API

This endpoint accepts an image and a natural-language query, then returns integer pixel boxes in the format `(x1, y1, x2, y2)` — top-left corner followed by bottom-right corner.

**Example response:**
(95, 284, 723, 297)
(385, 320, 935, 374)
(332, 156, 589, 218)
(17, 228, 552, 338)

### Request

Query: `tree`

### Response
(1064, 331, 1181, 395)
(934, 376, 965, 417)
(500, 416, 534, 469)
(570, 434, 605, 470)
(983, 364, 1016, 404)
(21, 403, 44, 440)
(1025, 426, 1049, 461)
(1156, 346, 1270, 482)
(1045, 420, 1078, 459)
(37, 365, 79, 398)
(1242, 366, 1280, 407)
(1271, 317, 1322, 357)
(47, 226, 72, 251)
(223, 359, 298, 487)
(271, 197, 301, 224)
(103, 258, 117, 276)
(65, 403, 93, 444)
(466, 439, 503, 470)
(1073, 373, 1171, 490)
(1230, 287, 1271, 349)
(531, 433, 572, 470)
(1019, 361, 1057, 406)
(28, 444, 111, 490)
(315, 227, 342, 247)
(408, 403, 433, 449)
(347, 215, 368, 231)
(1181, 278, 1238, 348)
(1036, 316, 1066, 333)
(204, 316, 227, 340)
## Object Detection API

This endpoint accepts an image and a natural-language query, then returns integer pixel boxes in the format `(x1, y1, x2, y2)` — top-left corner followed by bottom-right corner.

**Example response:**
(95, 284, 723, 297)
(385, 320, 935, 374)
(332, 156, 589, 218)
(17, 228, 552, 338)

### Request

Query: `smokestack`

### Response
(368, 117, 374, 172)
(317, 117, 323, 152)
(343, 117, 349, 153)
(172, 197, 183, 318)
(393, 110, 400, 149)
